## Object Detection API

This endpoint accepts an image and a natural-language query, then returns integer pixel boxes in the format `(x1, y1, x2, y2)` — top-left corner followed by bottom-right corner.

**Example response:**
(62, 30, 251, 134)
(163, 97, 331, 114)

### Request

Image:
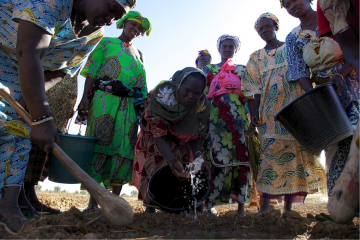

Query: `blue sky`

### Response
(42, 0, 320, 194)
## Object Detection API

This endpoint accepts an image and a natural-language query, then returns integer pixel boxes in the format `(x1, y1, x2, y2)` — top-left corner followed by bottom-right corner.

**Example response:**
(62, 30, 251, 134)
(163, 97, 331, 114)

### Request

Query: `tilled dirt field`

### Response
(0, 192, 358, 239)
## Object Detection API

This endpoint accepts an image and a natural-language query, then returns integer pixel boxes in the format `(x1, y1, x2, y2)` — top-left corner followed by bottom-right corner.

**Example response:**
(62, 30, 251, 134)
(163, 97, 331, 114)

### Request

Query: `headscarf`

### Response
(116, 11, 152, 36)
(195, 50, 212, 68)
(280, 0, 313, 8)
(217, 34, 241, 53)
(116, 0, 136, 13)
(254, 12, 280, 32)
(150, 67, 211, 141)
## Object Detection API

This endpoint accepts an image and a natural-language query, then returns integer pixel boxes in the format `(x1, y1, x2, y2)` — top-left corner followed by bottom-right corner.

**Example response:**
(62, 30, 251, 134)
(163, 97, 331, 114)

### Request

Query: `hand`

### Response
(30, 120, 59, 153)
(77, 96, 89, 120)
(169, 160, 190, 181)
(251, 113, 260, 127)
(330, 74, 345, 94)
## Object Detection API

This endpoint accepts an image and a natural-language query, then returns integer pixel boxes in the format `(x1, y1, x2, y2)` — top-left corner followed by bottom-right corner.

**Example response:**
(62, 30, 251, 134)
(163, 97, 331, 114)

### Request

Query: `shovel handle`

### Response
(0, 88, 32, 126)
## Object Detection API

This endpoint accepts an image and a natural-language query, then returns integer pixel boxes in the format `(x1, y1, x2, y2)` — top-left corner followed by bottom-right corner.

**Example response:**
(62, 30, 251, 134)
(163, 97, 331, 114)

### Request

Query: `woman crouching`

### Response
(132, 67, 211, 213)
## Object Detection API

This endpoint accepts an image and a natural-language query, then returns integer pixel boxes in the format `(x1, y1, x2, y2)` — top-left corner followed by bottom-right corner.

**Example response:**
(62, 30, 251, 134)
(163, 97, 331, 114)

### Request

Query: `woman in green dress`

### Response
(77, 11, 152, 211)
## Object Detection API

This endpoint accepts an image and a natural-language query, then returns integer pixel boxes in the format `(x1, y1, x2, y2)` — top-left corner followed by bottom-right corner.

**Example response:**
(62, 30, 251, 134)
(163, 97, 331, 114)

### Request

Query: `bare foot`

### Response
(0, 186, 27, 233)
(0, 212, 27, 233)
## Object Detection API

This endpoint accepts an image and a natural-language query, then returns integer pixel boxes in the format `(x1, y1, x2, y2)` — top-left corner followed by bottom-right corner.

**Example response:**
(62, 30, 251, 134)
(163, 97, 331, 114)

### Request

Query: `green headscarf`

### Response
(150, 67, 211, 141)
(116, 11, 152, 36)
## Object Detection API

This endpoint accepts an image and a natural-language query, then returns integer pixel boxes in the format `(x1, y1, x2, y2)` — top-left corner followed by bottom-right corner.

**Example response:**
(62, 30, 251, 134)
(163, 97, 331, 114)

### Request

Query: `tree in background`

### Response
(130, 190, 138, 197)
(53, 186, 61, 192)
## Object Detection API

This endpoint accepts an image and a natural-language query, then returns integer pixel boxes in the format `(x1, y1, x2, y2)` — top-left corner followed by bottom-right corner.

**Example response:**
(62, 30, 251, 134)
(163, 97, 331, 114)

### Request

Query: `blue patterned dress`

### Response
(285, 25, 360, 197)
(0, 0, 103, 192)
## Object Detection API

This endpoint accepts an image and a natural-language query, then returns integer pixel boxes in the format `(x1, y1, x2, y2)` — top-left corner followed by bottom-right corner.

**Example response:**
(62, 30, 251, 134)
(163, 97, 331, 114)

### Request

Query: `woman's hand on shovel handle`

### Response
(30, 120, 59, 153)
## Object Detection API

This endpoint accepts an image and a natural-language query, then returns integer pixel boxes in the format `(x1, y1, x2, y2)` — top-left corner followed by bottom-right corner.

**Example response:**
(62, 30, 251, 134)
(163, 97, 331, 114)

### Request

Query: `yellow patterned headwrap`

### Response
(115, 0, 136, 13)
(280, 0, 313, 8)
(254, 12, 280, 32)
(116, 11, 152, 37)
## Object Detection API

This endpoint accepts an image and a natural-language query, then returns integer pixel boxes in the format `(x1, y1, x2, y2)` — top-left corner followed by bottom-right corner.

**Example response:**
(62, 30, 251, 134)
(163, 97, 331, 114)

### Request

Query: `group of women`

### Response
(0, 0, 358, 233)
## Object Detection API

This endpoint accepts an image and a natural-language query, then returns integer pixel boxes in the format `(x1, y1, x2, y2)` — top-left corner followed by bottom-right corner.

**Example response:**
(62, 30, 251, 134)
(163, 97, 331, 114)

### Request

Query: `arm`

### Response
(242, 54, 262, 127)
(16, 20, 58, 152)
(329, 63, 354, 94)
(334, 30, 359, 79)
(138, 49, 145, 64)
(77, 76, 96, 118)
(155, 136, 190, 180)
(297, 77, 313, 92)
(248, 94, 261, 127)
(285, 33, 313, 92)
(77, 41, 105, 118)
(44, 70, 66, 91)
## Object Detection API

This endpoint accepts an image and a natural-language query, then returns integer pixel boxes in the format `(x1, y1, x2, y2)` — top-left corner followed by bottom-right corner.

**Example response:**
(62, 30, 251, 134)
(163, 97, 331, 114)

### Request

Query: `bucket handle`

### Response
(65, 110, 82, 136)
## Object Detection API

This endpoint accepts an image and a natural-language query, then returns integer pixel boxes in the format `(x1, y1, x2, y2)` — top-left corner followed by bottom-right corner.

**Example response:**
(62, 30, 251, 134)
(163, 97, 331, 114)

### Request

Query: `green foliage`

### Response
(75, 191, 79, 194)
(120, 193, 128, 197)
(80, 190, 89, 195)
(130, 190, 138, 197)
(35, 185, 42, 191)
(53, 186, 61, 192)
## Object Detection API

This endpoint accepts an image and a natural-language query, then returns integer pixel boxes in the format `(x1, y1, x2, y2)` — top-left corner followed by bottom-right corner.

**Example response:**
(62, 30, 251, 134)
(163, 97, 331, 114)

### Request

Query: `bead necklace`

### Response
(72, 12, 88, 37)
(265, 40, 280, 58)
(301, 14, 316, 27)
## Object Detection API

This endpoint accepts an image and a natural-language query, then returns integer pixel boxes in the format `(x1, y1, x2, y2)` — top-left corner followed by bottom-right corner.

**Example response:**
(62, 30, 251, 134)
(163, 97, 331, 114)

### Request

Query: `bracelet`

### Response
(32, 112, 53, 123)
(334, 73, 345, 81)
(32, 117, 53, 126)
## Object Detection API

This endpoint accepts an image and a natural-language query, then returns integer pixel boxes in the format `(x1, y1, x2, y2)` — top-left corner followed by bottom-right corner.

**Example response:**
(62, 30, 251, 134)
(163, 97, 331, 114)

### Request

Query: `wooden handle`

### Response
(0, 88, 134, 226)
(0, 89, 32, 126)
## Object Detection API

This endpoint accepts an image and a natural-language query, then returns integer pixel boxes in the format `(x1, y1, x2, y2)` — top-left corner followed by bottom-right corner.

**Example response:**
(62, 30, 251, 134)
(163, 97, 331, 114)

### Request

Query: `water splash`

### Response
(184, 156, 205, 221)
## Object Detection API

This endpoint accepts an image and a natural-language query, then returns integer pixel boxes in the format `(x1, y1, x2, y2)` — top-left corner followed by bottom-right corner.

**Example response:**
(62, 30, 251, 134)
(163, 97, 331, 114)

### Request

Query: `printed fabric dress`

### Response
(202, 64, 251, 208)
(243, 45, 327, 202)
(0, 0, 103, 192)
(132, 95, 192, 206)
(81, 37, 147, 188)
(285, 26, 359, 197)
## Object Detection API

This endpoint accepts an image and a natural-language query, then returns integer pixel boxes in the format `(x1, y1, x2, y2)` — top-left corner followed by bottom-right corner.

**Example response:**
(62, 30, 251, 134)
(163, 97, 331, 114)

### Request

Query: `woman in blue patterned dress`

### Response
(281, 0, 359, 208)
(0, 0, 135, 232)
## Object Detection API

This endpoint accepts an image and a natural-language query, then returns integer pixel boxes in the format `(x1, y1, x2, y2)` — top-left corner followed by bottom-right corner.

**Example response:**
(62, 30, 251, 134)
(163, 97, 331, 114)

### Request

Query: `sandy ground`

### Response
(0, 192, 358, 239)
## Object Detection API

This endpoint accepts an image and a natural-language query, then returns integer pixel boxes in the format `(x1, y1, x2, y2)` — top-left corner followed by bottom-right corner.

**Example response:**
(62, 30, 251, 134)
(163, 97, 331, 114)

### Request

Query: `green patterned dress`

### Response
(202, 64, 251, 208)
(81, 37, 147, 188)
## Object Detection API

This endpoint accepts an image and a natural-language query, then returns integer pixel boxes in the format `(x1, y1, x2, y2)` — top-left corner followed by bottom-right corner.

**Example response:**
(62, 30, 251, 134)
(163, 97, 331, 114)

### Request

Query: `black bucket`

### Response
(275, 83, 353, 154)
(148, 164, 210, 213)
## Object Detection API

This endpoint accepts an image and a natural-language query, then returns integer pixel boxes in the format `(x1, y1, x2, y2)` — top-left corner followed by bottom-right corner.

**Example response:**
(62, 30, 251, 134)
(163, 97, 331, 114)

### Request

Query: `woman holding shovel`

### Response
(0, 0, 135, 232)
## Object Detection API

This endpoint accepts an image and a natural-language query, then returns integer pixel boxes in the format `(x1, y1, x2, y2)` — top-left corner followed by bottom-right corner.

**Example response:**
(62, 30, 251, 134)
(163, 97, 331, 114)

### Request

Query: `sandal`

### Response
(82, 206, 99, 214)
(34, 205, 61, 215)
(316, 213, 355, 225)
(19, 206, 39, 219)
(0, 214, 27, 234)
